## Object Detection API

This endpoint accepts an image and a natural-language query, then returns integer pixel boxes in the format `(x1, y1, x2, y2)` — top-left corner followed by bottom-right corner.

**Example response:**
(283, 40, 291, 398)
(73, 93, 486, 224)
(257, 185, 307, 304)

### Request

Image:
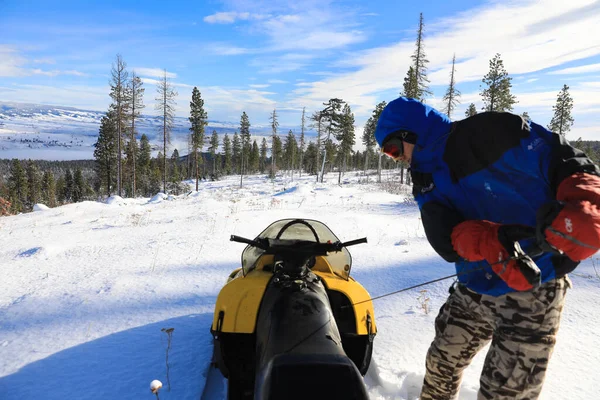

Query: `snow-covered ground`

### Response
(1, 171, 598, 399)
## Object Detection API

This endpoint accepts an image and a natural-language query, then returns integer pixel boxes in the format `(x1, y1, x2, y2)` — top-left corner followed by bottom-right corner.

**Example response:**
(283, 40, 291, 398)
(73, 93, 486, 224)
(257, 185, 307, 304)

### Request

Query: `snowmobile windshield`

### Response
(240, 218, 352, 280)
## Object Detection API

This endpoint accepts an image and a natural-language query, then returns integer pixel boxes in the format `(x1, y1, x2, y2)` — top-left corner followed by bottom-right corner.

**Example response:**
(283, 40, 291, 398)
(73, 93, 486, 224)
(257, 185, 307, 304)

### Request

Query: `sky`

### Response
(1, 0, 600, 140)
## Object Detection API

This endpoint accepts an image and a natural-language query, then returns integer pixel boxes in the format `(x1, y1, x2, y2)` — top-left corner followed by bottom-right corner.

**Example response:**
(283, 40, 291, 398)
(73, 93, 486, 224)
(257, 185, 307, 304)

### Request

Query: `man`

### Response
(373, 97, 600, 400)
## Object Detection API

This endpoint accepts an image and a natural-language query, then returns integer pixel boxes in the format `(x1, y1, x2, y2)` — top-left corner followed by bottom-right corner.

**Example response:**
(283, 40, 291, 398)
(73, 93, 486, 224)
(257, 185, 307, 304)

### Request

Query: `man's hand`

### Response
(537, 173, 600, 261)
(451, 220, 540, 291)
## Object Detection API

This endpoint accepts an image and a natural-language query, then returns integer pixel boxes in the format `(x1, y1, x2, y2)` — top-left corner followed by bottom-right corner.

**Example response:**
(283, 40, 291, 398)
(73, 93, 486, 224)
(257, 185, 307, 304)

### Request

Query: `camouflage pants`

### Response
(420, 276, 570, 400)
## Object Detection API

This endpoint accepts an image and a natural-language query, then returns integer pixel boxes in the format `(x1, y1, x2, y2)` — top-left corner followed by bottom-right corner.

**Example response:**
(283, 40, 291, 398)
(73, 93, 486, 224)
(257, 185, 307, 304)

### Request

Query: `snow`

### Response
(1, 171, 598, 399)
(32, 204, 50, 211)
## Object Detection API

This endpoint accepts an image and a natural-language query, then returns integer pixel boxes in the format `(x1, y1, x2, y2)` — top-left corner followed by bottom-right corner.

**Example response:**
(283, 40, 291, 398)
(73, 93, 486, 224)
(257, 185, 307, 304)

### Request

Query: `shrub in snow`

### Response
(33, 203, 50, 212)
(0, 197, 11, 216)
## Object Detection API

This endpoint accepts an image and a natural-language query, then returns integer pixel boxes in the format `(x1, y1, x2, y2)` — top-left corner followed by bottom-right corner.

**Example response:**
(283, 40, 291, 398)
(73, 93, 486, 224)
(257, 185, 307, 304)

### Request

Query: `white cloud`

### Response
(33, 58, 56, 65)
(549, 63, 600, 75)
(288, 0, 600, 122)
(134, 68, 177, 79)
(139, 77, 193, 89)
(203, 12, 266, 24)
(249, 84, 270, 88)
(204, 43, 251, 56)
(267, 79, 288, 84)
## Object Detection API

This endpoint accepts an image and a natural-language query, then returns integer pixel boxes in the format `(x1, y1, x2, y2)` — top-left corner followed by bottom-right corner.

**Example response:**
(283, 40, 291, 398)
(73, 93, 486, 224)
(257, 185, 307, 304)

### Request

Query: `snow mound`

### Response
(148, 192, 169, 203)
(33, 204, 50, 211)
(106, 196, 124, 205)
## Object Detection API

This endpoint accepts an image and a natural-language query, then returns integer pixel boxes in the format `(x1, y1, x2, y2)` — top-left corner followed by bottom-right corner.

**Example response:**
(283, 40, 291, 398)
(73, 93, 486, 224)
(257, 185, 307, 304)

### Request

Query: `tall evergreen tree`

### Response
(480, 53, 517, 112)
(283, 130, 298, 173)
(269, 108, 279, 176)
(401, 66, 418, 99)
(408, 13, 432, 101)
(239, 112, 251, 187)
(310, 111, 325, 181)
(155, 68, 178, 193)
(548, 84, 574, 136)
(137, 134, 152, 196)
(109, 54, 130, 197)
(72, 168, 85, 202)
(26, 160, 41, 210)
(441, 54, 461, 118)
(208, 130, 219, 176)
(170, 149, 181, 191)
(250, 140, 260, 173)
(335, 104, 355, 182)
(128, 71, 144, 196)
(232, 132, 241, 173)
(8, 159, 27, 213)
(189, 87, 208, 190)
(41, 170, 56, 207)
(319, 98, 345, 182)
(362, 101, 387, 173)
(303, 141, 318, 175)
(64, 169, 74, 203)
(465, 103, 477, 117)
(94, 111, 118, 197)
(272, 135, 283, 172)
(223, 134, 232, 175)
(299, 107, 306, 177)
(260, 137, 268, 173)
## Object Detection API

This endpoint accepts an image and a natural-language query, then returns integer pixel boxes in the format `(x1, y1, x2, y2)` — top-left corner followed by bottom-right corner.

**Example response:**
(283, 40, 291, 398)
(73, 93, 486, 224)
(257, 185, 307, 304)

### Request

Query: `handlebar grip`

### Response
(340, 238, 368, 248)
(230, 235, 264, 248)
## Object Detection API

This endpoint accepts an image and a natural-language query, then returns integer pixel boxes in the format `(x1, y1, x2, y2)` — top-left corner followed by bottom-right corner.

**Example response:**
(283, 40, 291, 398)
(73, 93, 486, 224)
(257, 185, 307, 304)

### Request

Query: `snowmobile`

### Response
(208, 218, 376, 400)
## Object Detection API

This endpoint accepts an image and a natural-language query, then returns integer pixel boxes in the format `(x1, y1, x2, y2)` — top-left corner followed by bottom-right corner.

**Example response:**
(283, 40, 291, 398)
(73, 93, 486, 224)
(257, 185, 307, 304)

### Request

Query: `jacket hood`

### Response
(374, 97, 453, 170)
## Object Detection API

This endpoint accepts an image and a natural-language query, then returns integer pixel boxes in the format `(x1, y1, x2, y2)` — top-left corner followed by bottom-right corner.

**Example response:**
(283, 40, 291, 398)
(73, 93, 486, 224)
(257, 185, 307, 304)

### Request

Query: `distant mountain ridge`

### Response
(0, 101, 310, 161)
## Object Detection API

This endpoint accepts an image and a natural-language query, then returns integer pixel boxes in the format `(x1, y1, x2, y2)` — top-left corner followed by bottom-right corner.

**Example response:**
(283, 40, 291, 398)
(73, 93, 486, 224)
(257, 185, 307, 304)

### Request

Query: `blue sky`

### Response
(1, 0, 600, 140)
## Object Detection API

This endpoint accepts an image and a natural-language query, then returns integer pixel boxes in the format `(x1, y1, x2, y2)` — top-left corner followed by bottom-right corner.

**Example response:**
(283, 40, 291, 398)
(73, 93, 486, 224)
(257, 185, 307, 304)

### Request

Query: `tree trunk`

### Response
(195, 150, 199, 191)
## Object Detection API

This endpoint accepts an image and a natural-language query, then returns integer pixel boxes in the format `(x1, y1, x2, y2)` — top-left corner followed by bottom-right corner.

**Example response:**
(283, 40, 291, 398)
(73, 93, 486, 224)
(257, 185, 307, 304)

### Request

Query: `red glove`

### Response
(451, 220, 540, 291)
(539, 173, 600, 261)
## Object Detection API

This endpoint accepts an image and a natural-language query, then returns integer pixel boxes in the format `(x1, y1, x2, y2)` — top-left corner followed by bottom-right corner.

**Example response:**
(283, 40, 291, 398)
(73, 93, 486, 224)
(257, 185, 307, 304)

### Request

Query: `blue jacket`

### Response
(375, 97, 596, 295)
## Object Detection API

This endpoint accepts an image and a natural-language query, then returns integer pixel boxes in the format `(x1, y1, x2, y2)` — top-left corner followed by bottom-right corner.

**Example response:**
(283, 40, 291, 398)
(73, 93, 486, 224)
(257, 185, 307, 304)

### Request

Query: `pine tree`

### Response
(319, 98, 345, 182)
(189, 87, 208, 190)
(137, 134, 152, 196)
(335, 103, 355, 182)
(150, 156, 162, 195)
(250, 140, 260, 172)
(362, 101, 387, 173)
(284, 130, 297, 173)
(548, 84, 574, 136)
(155, 68, 178, 193)
(272, 135, 283, 172)
(303, 142, 318, 175)
(401, 66, 418, 98)
(208, 130, 219, 176)
(109, 54, 130, 197)
(72, 168, 85, 202)
(310, 111, 325, 181)
(7, 159, 26, 213)
(269, 109, 279, 176)
(260, 138, 268, 173)
(441, 54, 461, 118)
(64, 169, 74, 202)
(239, 111, 251, 187)
(299, 107, 306, 177)
(232, 132, 241, 174)
(128, 71, 144, 196)
(123, 137, 138, 197)
(480, 53, 517, 112)
(94, 111, 118, 197)
(26, 160, 41, 210)
(465, 103, 477, 118)
(41, 171, 56, 207)
(223, 134, 232, 175)
(407, 13, 432, 101)
(170, 149, 181, 192)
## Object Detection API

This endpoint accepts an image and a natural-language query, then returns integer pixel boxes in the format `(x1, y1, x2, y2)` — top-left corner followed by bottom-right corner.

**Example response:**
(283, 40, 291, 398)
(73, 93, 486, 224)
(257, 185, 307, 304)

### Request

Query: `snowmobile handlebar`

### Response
(229, 234, 368, 254)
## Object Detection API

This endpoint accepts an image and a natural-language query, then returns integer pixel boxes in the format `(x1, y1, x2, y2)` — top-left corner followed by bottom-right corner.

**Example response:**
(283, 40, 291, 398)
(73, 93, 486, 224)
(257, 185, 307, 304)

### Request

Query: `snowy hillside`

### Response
(0, 101, 306, 161)
(0, 171, 598, 400)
